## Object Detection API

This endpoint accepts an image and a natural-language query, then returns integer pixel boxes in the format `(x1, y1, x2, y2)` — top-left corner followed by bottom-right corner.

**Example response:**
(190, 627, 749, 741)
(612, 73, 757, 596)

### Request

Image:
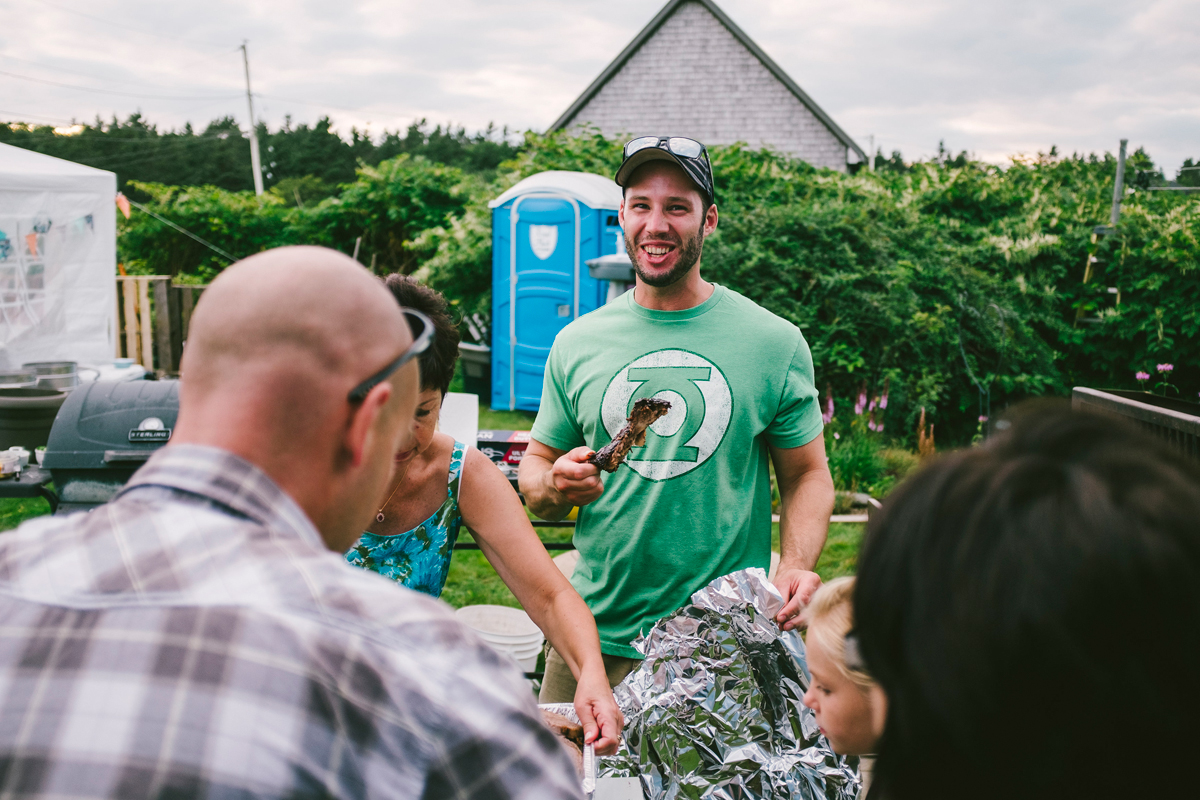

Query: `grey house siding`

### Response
(559, 1, 852, 171)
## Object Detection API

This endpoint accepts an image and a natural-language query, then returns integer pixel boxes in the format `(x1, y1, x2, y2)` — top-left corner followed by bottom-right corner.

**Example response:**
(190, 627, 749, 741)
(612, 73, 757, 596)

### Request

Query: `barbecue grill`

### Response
(41, 379, 178, 514)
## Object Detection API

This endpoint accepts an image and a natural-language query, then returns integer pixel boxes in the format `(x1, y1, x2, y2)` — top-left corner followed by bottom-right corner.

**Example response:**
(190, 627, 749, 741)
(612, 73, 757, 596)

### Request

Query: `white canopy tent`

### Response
(0, 143, 116, 370)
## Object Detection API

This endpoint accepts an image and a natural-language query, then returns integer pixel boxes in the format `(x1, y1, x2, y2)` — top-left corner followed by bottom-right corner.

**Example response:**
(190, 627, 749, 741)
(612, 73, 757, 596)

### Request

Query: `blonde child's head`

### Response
(802, 577, 886, 756)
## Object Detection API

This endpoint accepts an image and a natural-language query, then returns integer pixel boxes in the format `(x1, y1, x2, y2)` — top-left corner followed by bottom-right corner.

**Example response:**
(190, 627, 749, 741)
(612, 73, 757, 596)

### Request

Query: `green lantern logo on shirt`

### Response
(600, 349, 732, 481)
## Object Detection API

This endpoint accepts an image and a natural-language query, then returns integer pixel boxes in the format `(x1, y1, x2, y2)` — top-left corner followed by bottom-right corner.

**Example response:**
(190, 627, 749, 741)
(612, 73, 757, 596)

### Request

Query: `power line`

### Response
(0, 108, 77, 125)
(0, 68, 241, 101)
(26, 0, 233, 50)
(0, 52, 237, 95)
(258, 93, 373, 116)
(17, 133, 242, 144)
(123, 196, 238, 263)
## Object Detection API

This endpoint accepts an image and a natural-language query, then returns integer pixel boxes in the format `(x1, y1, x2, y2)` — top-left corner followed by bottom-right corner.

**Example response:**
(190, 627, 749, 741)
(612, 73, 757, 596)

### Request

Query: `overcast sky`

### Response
(1, 0, 1196, 174)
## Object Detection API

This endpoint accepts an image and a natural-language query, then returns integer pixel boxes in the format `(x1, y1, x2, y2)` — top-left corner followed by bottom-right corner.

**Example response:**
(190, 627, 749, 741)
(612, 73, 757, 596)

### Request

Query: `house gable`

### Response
(551, 0, 863, 171)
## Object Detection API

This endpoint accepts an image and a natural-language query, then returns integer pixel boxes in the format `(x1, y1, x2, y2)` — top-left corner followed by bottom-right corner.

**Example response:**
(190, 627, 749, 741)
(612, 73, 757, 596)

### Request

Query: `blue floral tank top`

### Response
(345, 441, 466, 598)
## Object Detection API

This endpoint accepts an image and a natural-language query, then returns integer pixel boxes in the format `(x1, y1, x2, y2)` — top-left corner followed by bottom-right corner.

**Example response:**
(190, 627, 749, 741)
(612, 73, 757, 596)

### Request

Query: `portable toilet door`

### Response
(489, 172, 622, 411)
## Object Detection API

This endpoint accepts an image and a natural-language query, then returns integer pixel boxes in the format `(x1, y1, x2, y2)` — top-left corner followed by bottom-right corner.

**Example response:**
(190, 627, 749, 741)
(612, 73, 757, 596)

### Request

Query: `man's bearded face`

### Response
(624, 215, 705, 288)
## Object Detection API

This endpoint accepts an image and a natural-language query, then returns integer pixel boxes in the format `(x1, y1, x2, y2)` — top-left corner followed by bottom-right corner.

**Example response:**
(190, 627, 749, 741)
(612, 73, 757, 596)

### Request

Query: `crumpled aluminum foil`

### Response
(600, 568, 861, 800)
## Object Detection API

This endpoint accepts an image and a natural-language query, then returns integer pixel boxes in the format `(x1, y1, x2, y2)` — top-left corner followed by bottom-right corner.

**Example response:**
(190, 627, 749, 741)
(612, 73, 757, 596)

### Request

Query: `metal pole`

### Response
(867, 134, 875, 172)
(1110, 138, 1127, 227)
(241, 42, 264, 196)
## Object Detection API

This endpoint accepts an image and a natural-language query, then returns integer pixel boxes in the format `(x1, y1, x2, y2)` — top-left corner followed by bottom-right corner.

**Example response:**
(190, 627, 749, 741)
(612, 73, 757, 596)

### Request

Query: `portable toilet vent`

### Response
(489, 171, 624, 411)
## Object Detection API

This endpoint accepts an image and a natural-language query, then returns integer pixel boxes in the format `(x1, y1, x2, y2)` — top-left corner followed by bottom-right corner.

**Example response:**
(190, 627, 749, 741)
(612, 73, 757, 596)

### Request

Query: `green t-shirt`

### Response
(531, 284, 823, 658)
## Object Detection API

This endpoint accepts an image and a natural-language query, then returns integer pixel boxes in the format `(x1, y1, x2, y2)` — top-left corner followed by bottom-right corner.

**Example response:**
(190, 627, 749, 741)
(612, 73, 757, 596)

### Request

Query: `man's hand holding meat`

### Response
(521, 136, 835, 705)
(525, 445, 604, 520)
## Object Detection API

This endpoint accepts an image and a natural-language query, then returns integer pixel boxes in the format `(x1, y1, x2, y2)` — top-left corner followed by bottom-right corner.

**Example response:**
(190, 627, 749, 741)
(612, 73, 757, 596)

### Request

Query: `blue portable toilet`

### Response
(489, 171, 624, 411)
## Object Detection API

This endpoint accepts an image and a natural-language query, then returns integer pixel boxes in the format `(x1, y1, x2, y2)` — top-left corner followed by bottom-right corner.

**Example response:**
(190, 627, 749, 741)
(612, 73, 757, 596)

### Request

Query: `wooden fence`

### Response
(115, 276, 206, 375)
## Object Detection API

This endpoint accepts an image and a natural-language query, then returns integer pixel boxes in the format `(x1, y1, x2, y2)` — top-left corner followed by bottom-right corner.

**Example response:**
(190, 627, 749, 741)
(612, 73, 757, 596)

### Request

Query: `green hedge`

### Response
(118, 131, 1199, 445)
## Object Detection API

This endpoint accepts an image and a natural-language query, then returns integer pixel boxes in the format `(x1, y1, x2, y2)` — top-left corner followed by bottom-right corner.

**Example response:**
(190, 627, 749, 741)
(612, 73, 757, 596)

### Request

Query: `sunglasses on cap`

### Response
(616, 136, 716, 205)
(347, 308, 434, 403)
(623, 135, 709, 161)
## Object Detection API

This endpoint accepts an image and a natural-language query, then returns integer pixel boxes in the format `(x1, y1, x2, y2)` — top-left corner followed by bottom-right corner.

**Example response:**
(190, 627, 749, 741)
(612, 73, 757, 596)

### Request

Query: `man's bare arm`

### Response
(519, 439, 604, 520)
(770, 433, 835, 631)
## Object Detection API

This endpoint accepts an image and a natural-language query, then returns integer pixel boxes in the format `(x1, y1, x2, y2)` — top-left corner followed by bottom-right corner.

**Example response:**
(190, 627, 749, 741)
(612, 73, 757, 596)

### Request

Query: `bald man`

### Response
(0, 247, 582, 799)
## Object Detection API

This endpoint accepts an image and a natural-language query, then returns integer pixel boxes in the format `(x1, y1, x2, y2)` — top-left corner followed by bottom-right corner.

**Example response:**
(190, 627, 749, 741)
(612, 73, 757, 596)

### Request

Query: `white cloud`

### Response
(0, 0, 1195, 173)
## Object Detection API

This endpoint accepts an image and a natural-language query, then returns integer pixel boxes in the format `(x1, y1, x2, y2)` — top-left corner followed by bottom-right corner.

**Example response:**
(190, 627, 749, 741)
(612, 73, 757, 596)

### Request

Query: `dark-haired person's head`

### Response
(855, 401, 1200, 800)
(382, 274, 461, 397)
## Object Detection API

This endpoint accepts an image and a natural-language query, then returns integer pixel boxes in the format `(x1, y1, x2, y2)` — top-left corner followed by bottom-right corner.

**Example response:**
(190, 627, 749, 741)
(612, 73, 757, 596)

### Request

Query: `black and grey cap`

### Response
(615, 136, 716, 206)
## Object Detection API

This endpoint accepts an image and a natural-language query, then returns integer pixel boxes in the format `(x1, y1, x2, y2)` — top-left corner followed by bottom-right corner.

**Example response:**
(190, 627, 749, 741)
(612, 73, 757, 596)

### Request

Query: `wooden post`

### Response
(153, 278, 173, 373)
(168, 284, 184, 371)
(180, 287, 195, 340)
(138, 278, 153, 371)
(115, 283, 122, 357)
(122, 277, 139, 363)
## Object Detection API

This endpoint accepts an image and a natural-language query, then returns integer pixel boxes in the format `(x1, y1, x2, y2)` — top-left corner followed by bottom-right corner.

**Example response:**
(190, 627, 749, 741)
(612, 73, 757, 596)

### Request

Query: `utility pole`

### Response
(241, 41, 264, 197)
(1110, 138, 1127, 227)
(867, 134, 875, 172)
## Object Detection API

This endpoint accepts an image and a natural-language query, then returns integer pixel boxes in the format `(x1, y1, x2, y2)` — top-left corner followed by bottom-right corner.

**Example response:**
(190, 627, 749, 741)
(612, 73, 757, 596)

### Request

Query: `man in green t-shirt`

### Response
(520, 137, 835, 703)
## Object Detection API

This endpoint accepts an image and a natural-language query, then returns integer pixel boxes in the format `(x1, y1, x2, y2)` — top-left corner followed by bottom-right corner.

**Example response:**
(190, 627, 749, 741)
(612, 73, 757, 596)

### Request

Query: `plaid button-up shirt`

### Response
(0, 445, 581, 799)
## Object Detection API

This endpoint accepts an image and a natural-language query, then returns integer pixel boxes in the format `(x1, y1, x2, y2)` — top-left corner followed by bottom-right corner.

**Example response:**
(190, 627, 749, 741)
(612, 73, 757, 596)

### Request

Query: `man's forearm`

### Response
(518, 454, 573, 520)
(777, 467, 834, 571)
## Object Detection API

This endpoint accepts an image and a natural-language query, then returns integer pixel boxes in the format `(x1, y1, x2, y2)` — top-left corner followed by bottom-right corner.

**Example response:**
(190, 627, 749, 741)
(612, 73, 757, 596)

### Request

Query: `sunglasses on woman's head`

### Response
(843, 630, 866, 672)
(347, 308, 434, 402)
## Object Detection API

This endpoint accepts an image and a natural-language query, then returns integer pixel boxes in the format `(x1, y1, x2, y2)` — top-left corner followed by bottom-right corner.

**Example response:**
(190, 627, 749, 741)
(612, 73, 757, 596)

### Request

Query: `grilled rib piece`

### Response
(540, 709, 584, 749)
(540, 709, 586, 776)
(588, 398, 672, 473)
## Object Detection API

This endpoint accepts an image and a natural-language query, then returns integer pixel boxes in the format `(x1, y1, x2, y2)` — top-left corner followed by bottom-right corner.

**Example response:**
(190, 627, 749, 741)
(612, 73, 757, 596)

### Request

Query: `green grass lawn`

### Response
(0, 497, 53, 532)
(477, 406, 537, 432)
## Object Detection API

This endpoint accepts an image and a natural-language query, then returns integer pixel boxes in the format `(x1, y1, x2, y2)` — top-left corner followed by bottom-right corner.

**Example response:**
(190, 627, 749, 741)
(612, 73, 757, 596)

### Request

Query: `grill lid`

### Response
(43, 380, 179, 470)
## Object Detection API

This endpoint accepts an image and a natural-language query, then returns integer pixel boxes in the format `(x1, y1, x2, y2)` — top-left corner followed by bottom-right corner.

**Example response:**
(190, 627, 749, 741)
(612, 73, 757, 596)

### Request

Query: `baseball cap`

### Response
(615, 136, 716, 206)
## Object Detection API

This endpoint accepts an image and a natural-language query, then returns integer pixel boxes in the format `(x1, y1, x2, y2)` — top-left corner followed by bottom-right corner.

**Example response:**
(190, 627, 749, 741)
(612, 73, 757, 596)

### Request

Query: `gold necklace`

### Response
(375, 460, 414, 523)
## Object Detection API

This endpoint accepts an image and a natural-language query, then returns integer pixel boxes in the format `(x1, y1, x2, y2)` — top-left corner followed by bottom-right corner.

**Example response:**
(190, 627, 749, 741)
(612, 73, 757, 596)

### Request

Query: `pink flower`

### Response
(833, 432, 840, 440)
(1135, 371, 1150, 381)
(1157, 363, 1174, 373)
(978, 415, 989, 423)
(854, 382, 867, 416)
(822, 396, 834, 425)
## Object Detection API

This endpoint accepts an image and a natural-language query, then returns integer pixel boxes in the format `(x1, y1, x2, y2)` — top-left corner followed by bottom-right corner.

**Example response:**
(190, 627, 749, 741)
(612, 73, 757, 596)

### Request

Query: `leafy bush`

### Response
(826, 427, 887, 494)
(118, 155, 470, 277)
(415, 132, 1198, 443)
(115, 129, 1198, 446)
(413, 130, 625, 318)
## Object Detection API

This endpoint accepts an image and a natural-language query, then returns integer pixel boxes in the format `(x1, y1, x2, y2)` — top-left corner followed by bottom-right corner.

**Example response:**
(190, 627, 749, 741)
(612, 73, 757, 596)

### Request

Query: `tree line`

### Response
(0, 113, 520, 203)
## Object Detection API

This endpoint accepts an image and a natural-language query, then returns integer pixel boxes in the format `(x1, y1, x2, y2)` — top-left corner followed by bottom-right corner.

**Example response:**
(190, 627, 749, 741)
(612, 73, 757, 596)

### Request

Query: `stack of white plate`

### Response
(455, 604, 545, 672)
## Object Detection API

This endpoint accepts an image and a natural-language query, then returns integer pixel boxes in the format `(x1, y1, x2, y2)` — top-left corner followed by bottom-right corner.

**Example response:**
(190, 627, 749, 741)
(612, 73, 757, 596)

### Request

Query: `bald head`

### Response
(183, 246, 409, 396)
(173, 246, 421, 548)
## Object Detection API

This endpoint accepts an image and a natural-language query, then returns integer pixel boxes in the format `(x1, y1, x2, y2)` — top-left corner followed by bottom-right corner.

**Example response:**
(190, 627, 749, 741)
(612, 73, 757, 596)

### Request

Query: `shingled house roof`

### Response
(551, 0, 865, 172)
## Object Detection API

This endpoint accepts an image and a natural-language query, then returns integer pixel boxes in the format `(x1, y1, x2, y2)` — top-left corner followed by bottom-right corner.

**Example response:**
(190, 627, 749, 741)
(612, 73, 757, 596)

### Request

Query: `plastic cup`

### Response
(0, 451, 19, 477)
(7, 446, 29, 468)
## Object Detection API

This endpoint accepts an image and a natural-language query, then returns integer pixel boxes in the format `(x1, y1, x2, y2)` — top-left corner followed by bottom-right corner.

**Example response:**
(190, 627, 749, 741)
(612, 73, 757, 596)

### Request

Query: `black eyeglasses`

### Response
(348, 308, 434, 402)
(623, 136, 709, 162)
